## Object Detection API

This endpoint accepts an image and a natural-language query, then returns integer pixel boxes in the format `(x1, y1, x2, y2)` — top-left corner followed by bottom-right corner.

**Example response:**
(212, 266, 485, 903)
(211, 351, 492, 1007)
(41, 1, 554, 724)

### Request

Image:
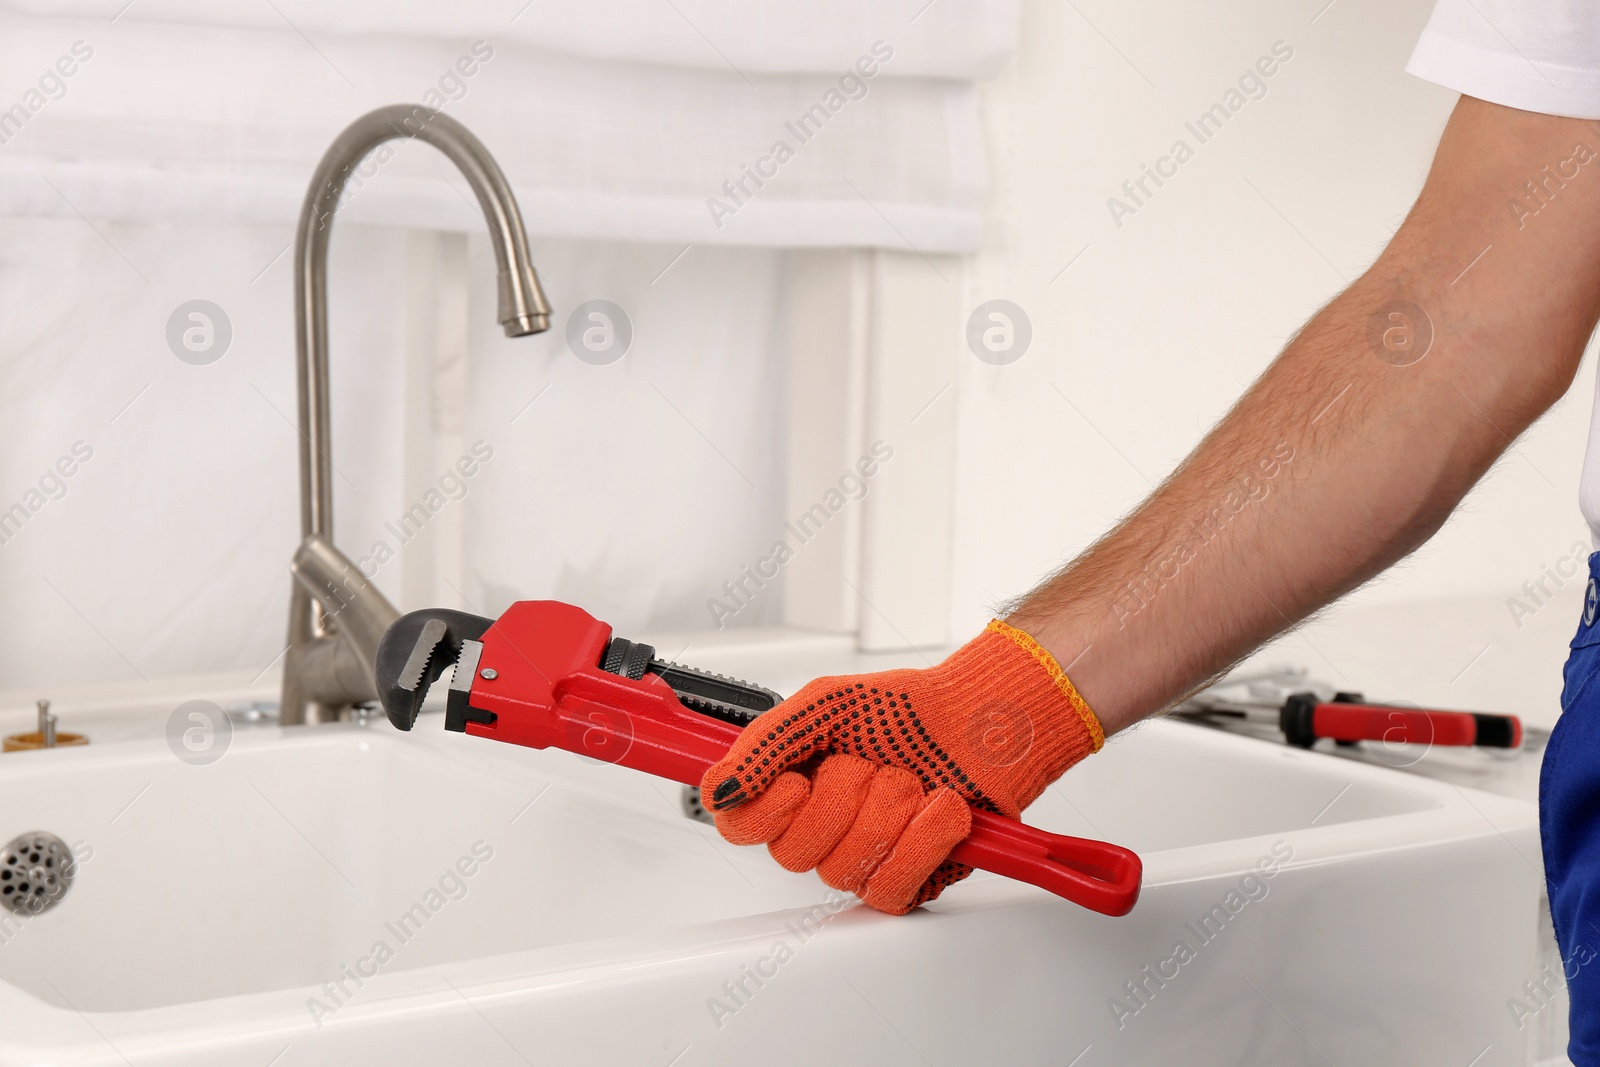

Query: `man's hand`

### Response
(699, 620, 1103, 914)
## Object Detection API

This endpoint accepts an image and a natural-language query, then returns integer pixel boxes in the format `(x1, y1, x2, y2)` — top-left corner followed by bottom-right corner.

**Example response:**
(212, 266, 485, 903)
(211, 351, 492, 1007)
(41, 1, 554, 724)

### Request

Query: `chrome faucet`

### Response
(281, 105, 553, 725)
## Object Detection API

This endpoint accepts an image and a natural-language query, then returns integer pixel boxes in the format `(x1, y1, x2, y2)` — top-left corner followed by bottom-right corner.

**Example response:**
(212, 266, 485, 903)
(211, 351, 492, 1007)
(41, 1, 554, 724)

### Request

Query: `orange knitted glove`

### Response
(699, 619, 1104, 914)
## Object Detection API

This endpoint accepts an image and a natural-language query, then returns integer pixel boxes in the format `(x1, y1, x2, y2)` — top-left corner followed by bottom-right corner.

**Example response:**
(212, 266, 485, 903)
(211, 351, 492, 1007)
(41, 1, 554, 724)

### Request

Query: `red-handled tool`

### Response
(1176, 689, 1523, 750)
(375, 600, 1142, 917)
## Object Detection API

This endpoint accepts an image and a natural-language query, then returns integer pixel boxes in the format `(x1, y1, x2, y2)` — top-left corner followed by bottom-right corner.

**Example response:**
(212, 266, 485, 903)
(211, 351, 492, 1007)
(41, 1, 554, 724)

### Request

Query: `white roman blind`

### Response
(0, 1, 1017, 250)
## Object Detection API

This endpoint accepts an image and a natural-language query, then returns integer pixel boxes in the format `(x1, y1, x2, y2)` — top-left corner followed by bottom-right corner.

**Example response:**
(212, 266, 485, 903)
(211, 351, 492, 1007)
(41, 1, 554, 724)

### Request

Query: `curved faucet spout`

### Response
(282, 105, 552, 725)
(295, 104, 551, 541)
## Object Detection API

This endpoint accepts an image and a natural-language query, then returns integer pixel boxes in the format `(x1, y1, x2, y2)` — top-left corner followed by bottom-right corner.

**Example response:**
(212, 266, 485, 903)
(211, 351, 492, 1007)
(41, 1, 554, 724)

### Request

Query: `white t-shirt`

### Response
(1406, 2, 1600, 540)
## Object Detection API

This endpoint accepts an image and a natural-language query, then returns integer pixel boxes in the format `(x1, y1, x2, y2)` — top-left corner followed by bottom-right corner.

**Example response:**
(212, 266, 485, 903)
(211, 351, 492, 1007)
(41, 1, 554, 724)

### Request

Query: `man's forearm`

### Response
(1010, 97, 1600, 735)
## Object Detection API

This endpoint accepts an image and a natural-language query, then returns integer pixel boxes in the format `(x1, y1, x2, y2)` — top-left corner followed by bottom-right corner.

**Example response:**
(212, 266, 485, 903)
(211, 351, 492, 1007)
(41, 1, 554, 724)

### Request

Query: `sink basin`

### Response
(0, 706, 1540, 1065)
(0, 721, 821, 1015)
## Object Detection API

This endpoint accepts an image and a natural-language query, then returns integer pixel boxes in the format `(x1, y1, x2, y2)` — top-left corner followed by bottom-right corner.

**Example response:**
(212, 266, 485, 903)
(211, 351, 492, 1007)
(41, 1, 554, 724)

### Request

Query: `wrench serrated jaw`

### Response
(443, 640, 490, 733)
(379, 617, 455, 731)
(375, 608, 496, 732)
(398, 619, 450, 695)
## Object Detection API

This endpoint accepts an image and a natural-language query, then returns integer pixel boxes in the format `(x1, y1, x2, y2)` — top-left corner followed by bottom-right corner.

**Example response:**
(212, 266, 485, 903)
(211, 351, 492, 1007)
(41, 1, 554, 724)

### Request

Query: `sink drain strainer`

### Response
(0, 832, 74, 915)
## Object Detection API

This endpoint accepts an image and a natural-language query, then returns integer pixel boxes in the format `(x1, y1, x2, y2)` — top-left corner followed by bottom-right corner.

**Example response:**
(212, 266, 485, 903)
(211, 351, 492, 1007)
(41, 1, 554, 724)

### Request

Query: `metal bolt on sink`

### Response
(3, 700, 88, 753)
(0, 832, 75, 915)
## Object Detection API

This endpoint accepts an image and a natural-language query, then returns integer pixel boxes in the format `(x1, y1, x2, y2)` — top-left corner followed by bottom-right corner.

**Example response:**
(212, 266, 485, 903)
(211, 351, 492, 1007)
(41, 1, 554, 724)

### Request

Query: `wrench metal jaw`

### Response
(374, 608, 493, 731)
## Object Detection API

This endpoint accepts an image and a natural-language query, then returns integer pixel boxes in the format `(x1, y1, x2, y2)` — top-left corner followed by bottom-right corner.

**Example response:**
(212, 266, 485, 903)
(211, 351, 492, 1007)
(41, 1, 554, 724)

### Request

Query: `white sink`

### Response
(0, 704, 1540, 1065)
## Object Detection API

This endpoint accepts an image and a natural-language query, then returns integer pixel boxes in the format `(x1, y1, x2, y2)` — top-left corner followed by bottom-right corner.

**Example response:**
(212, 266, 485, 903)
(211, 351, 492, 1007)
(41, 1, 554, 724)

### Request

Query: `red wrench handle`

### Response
(955, 811, 1143, 917)
(465, 601, 1142, 916)
(1280, 693, 1523, 750)
(1316, 705, 1477, 745)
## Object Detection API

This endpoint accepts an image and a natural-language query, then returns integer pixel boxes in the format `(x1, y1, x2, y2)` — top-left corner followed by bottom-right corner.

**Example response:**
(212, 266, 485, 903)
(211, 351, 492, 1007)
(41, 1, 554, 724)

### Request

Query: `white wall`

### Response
(462, 236, 791, 635)
(950, 0, 1595, 720)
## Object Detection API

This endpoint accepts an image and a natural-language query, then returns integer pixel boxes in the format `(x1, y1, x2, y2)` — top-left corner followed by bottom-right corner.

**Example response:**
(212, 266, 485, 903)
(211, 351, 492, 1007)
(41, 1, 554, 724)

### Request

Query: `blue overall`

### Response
(1545, 553, 1600, 1063)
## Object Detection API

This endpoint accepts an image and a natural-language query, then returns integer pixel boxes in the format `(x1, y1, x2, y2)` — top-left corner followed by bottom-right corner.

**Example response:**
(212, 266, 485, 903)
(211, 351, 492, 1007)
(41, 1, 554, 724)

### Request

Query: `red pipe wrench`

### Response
(1176, 691, 1523, 750)
(375, 600, 1142, 917)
